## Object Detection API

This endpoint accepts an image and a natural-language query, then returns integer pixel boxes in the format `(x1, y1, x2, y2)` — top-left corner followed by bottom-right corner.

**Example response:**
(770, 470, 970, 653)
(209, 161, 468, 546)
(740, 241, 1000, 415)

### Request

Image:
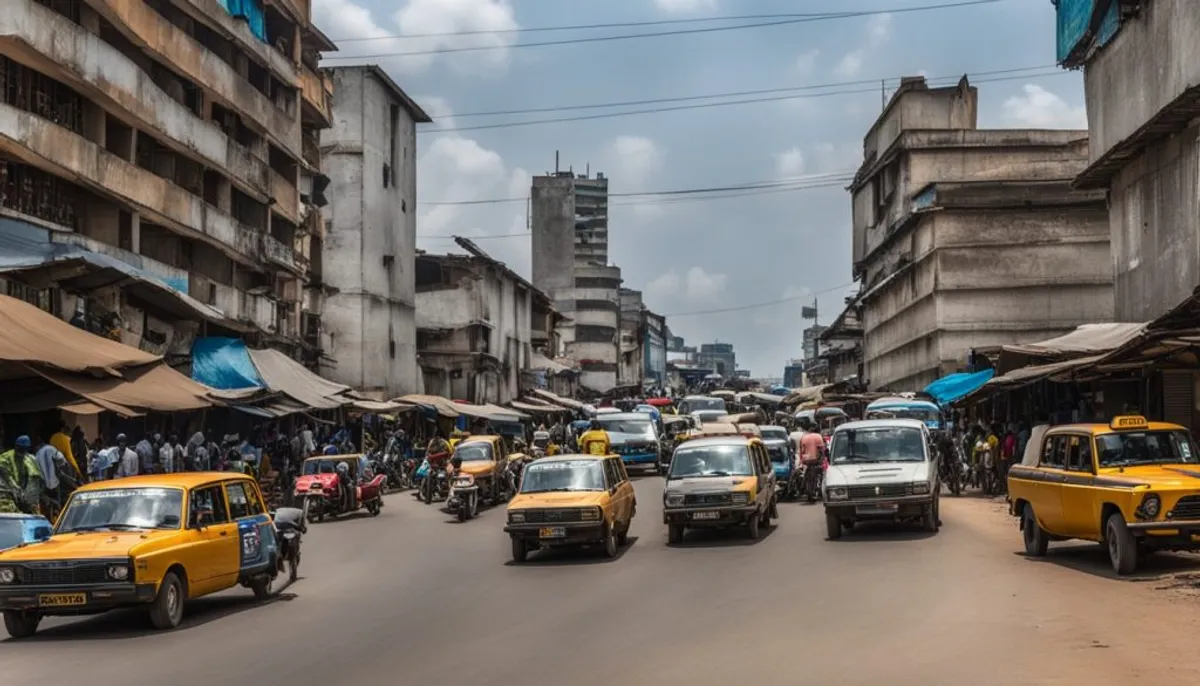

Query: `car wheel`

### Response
(1106, 512, 1138, 576)
(668, 523, 684, 544)
(747, 511, 761, 539)
(511, 537, 528, 563)
(602, 523, 618, 558)
(251, 571, 271, 601)
(769, 497, 779, 519)
(616, 521, 629, 547)
(1022, 503, 1049, 557)
(3, 610, 41, 639)
(148, 572, 185, 630)
(825, 512, 842, 540)
(922, 502, 938, 533)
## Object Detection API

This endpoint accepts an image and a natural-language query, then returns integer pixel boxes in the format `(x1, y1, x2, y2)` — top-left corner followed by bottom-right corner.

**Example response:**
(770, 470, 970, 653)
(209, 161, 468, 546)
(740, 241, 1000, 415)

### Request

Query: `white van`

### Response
(822, 418, 939, 539)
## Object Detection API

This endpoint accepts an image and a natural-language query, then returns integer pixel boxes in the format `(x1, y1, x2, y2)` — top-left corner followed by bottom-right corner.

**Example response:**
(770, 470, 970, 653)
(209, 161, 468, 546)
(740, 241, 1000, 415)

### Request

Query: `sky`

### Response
(311, 0, 1087, 378)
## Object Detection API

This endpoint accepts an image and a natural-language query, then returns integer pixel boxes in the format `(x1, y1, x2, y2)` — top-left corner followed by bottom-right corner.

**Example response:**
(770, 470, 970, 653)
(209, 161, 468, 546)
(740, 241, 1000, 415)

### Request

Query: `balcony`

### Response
(1, 0, 271, 200)
(0, 103, 262, 265)
(269, 169, 301, 224)
(182, 0, 298, 84)
(263, 234, 297, 272)
(299, 65, 332, 127)
(86, 0, 301, 159)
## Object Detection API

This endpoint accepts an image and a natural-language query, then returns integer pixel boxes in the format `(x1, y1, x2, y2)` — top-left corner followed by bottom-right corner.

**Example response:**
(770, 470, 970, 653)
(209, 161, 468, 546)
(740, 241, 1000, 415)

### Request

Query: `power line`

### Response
(322, 0, 1003, 60)
(663, 282, 860, 318)
(422, 70, 1064, 133)
(450, 64, 1054, 119)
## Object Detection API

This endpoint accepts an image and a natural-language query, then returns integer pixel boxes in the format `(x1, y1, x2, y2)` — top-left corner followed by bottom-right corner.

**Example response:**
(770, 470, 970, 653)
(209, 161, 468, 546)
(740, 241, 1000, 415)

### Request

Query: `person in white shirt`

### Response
(159, 435, 176, 474)
(113, 434, 139, 478)
(1021, 412, 1051, 467)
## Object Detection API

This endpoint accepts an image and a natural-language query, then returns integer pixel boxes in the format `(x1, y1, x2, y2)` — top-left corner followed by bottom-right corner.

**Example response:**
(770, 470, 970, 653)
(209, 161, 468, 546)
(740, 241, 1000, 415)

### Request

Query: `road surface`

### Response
(6, 477, 1200, 685)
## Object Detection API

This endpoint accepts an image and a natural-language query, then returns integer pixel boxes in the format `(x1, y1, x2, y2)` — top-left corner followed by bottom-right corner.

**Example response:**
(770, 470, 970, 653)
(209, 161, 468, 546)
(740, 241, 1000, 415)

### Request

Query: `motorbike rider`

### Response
(334, 460, 354, 511)
(578, 420, 611, 456)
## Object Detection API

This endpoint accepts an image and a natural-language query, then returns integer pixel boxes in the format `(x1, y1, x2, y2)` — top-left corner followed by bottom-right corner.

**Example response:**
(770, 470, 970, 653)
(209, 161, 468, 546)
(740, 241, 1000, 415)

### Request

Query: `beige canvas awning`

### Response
(0, 294, 159, 376)
(247, 347, 351, 410)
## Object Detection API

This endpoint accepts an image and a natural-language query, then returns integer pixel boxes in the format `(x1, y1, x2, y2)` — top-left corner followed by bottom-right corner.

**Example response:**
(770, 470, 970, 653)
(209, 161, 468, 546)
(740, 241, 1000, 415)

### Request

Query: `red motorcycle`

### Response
(294, 455, 386, 523)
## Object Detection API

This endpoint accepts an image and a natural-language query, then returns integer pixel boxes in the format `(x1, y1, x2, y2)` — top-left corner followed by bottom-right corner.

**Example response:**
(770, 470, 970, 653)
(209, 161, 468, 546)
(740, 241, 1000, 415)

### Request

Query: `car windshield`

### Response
(831, 427, 926, 464)
(597, 417, 655, 438)
(867, 407, 939, 423)
(682, 397, 726, 413)
(765, 443, 790, 463)
(0, 520, 26, 550)
(760, 427, 788, 441)
(56, 488, 184, 533)
(669, 444, 753, 478)
(520, 460, 605, 493)
(1096, 430, 1200, 467)
(455, 443, 493, 462)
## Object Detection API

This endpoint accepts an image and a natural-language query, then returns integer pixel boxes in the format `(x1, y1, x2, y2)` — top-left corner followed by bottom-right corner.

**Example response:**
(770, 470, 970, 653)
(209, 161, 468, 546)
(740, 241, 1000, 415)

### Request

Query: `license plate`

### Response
(692, 511, 721, 520)
(539, 527, 566, 538)
(39, 593, 86, 607)
(857, 503, 899, 515)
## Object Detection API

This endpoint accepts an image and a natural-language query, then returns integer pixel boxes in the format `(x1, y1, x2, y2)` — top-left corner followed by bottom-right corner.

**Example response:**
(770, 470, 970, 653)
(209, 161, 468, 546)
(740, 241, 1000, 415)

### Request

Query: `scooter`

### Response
(447, 472, 480, 522)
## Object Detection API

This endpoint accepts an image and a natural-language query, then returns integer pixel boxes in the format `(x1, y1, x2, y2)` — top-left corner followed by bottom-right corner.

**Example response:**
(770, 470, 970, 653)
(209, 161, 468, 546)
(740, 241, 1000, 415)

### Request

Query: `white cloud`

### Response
(813, 142, 862, 173)
(606, 135, 665, 190)
(1001, 85, 1088, 129)
(835, 51, 864, 78)
(646, 266, 728, 304)
(654, 0, 717, 12)
(867, 13, 893, 46)
(794, 48, 820, 74)
(774, 147, 805, 178)
(414, 94, 455, 128)
(313, 0, 518, 75)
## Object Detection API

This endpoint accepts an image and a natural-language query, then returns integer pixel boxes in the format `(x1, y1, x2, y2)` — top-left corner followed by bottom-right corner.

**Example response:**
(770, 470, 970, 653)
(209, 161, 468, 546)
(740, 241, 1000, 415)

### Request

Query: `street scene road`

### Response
(7, 479, 1200, 686)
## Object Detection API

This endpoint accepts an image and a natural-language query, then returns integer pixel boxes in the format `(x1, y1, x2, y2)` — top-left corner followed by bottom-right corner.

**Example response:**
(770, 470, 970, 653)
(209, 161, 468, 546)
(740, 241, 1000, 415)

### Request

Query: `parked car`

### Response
(0, 514, 52, 552)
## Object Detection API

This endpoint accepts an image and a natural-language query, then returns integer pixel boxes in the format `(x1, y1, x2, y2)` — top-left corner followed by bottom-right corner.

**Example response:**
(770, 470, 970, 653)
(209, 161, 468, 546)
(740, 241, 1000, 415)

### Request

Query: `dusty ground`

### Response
(6, 479, 1200, 685)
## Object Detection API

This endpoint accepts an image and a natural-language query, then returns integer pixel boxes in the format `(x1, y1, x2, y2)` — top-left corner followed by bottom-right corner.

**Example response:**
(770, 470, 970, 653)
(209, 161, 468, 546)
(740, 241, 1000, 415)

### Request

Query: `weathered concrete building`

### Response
(619, 288, 644, 388)
(819, 303, 864, 385)
(698, 342, 736, 377)
(851, 76, 1112, 391)
(1055, 0, 1198, 321)
(415, 238, 546, 404)
(321, 65, 429, 398)
(0, 0, 332, 363)
(644, 310, 667, 386)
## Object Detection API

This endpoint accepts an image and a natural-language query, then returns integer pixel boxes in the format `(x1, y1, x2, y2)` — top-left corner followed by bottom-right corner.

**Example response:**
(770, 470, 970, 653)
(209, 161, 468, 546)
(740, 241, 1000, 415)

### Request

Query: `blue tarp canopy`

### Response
(923, 370, 995, 406)
(192, 337, 265, 390)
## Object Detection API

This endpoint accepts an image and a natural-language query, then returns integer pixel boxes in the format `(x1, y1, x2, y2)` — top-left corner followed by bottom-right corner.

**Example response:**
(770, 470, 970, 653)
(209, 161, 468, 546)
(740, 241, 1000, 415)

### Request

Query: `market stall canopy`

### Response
(959, 355, 1105, 404)
(349, 399, 411, 414)
(982, 323, 1145, 375)
(0, 294, 159, 376)
(395, 394, 461, 417)
(922, 369, 995, 406)
(736, 391, 783, 406)
(246, 347, 351, 410)
(37, 362, 214, 415)
(476, 403, 529, 421)
(529, 388, 585, 411)
(510, 400, 559, 414)
(192, 337, 266, 390)
(782, 384, 833, 406)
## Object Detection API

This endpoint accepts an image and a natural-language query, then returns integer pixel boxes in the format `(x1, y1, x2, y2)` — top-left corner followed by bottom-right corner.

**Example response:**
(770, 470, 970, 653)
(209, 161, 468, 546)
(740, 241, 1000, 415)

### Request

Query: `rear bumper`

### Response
(505, 522, 605, 545)
(0, 582, 157, 614)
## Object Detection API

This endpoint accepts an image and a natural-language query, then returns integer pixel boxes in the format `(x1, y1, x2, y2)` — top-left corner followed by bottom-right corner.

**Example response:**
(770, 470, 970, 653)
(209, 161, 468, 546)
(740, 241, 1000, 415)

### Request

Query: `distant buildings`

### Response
(698, 342, 736, 377)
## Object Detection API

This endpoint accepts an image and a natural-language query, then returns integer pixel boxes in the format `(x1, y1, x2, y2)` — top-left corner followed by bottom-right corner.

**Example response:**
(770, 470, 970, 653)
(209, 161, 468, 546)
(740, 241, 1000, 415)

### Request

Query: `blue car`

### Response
(764, 441, 798, 499)
(0, 513, 53, 552)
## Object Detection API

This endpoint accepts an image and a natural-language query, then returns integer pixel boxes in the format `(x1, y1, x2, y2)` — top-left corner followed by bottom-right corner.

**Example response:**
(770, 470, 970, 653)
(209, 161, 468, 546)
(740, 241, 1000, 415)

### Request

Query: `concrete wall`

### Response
(864, 82, 977, 161)
(322, 67, 419, 396)
(531, 176, 575, 309)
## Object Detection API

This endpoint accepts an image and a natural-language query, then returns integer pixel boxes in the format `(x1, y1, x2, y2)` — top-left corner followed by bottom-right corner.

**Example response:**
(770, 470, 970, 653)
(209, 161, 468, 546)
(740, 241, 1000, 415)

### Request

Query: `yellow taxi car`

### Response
(504, 454, 635, 563)
(453, 435, 518, 503)
(661, 434, 778, 543)
(1009, 415, 1200, 575)
(0, 472, 278, 638)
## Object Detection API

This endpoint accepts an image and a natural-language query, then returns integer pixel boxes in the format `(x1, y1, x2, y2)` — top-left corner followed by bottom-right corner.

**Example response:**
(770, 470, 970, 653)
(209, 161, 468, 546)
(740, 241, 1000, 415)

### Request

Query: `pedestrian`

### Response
(0, 436, 45, 514)
(113, 434, 139, 478)
(135, 435, 155, 474)
(50, 422, 82, 482)
(159, 435, 176, 474)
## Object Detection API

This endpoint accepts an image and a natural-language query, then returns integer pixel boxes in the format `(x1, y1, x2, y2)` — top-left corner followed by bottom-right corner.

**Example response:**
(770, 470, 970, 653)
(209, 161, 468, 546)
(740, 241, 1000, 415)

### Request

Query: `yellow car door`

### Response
(1058, 434, 1100, 539)
(1031, 435, 1068, 534)
(225, 480, 275, 586)
(185, 483, 239, 596)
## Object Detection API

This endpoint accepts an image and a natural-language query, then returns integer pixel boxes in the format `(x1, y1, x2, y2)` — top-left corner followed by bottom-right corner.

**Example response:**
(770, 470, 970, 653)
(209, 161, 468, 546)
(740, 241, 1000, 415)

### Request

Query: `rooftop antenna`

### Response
(881, 80, 886, 111)
(586, 162, 590, 178)
(555, 150, 559, 174)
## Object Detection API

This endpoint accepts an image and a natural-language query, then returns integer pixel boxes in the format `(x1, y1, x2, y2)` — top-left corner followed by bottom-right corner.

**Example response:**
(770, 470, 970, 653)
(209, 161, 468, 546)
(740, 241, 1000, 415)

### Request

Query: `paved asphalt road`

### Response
(7, 476, 1200, 685)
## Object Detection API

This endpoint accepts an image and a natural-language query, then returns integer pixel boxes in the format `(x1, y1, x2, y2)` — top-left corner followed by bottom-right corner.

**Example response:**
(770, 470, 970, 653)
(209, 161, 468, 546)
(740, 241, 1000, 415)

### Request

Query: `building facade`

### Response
(1055, 0, 1199, 321)
(618, 288, 644, 388)
(850, 76, 1112, 391)
(698, 342, 736, 377)
(644, 310, 667, 386)
(321, 65, 429, 398)
(415, 238, 542, 404)
(0, 0, 332, 364)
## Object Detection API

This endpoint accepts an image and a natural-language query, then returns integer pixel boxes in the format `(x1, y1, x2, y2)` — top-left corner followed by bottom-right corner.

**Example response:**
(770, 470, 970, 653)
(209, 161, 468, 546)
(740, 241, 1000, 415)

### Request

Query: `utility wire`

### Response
(449, 64, 1054, 119)
(322, 0, 1003, 59)
(663, 282, 860, 318)
(423, 70, 1063, 133)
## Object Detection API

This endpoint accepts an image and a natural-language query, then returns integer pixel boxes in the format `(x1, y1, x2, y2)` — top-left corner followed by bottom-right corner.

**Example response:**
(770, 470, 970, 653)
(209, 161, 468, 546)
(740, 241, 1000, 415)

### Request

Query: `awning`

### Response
(959, 355, 1104, 404)
(247, 347, 350, 410)
(395, 394, 461, 417)
(922, 370, 995, 406)
(0, 293, 159, 376)
(192, 337, 265, 390)
(510, 400, 561, 414)
(782, 384, 833, 406)
(477, 403, 529, 421)
(982, 323, 1146, 375)
(37, 362, 215, 414)
(58, 400, 111, 416)
(528, 351, 578, 375)
(530, 389, 584, 411)
(349, 399, 411, 414)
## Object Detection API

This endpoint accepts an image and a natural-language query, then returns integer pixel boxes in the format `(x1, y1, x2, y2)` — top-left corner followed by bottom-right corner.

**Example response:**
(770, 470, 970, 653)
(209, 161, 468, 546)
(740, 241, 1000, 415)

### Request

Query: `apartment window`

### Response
(389, 339, 396, 359)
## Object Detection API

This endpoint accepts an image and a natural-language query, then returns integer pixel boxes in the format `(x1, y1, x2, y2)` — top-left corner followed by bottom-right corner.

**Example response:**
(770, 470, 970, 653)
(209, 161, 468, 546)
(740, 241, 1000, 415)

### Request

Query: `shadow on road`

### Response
(668, 525, 777, 548)
(507, 537, 640, 566)
(10, 592, 298, 642)
(1017, 544, 1200, 581)
(828, 521, 939, 543)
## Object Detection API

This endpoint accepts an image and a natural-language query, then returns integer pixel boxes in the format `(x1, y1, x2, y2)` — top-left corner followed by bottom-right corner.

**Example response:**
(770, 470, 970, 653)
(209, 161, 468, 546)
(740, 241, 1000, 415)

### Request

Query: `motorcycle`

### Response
(936, 435, 964, 497)
(502, 454, 529, 498)
(801, 456, 825, 503)
(272, 506, 304, 583)
(447, 471, 480, 521)
(421, 454, 450, 504)
(294, 457, 386, 522)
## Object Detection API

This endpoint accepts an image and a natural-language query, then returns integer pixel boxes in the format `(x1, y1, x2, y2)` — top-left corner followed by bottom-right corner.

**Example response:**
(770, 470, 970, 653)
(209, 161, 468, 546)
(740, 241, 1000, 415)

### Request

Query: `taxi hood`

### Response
(0, 530, 179, 561)
(510, 491, 607, 509)
(1097, 465, 1200, 489)
(825, 461, 929, 487)
(663, 476, 754, 493)
(459, 462, 495, 477)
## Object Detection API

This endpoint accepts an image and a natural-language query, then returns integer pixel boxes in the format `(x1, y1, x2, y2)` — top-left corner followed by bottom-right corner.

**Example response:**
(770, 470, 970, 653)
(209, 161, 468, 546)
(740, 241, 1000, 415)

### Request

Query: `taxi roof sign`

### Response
(1110, 415, 1149, 431)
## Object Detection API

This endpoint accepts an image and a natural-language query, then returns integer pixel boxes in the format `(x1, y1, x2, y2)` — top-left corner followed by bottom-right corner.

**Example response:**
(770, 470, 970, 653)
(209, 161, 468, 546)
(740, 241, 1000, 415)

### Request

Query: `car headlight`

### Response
(912, 482, 930, 495)
(107, 565, 130, 581)
(731, 492, 751, 505)
(0, 568, 15, 584)
(454, 475, 475, 487)
(827, 487, 848, 501)
(1141, 493, 1161, 518)
(664, 493, 684, 507)
(580, 507, 601, 521)
(509, 512, 525, 524)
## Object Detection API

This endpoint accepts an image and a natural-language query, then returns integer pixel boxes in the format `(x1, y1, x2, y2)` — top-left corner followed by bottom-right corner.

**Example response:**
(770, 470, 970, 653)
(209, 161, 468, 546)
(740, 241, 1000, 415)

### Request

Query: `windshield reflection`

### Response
(57, 488, 184, 533)
(831, 428, 926, 464)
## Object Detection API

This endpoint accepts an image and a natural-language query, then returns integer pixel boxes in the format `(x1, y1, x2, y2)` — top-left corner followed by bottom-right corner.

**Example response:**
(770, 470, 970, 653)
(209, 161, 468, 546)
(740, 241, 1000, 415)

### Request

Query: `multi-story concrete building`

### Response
(1054, 0, 1197, 322)
(619, 288, 644, 388)
(570, 264, 622, 392)
(321, 65, 429, 398)
(849, 76, 1112, 391)
(698, 342, 736, 377)
(644, 311, 667, 386)
(0, 0, 332, 363)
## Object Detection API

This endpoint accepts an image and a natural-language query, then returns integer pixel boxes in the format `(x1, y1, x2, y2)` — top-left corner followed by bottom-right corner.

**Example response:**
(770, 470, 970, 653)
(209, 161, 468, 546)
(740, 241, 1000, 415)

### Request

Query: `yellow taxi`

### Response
(1009, 415, 1200, 575)
(504, 454, 635, 563)
(0, 472, 278, 638)
(661, 434, 778, 543)
(453, 435, 517, 503)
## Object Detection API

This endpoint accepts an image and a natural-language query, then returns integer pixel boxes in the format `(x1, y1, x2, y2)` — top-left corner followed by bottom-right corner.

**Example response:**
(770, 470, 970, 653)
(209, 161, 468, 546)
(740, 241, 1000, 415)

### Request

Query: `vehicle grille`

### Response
(520, 508, 587, 524)
(847, 483, 912, 499)
(684, 493, 732, 506)
(16, 561, 113, 585)
(1170, 495, 1200, 519)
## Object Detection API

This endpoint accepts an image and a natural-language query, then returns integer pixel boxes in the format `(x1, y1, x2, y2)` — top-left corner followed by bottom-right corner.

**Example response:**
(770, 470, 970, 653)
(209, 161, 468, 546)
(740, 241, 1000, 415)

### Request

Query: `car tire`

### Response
(3, 610, 40, 639)
(769, 497, 779, 520)
(1106, 512, 1138, 576)
(1022, 503, 1049, 557)
(922, 502, 938, 533)
(148, 572, 185, 630)
(251, 571, 271, 601)
(825, 512, 842, 540)
(602, 523, 618, 559)
(511, 537, 528, 563)
(668, 523, 684, 544)
(616, 521, 629, 547)
(747, 510, 761, 539)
